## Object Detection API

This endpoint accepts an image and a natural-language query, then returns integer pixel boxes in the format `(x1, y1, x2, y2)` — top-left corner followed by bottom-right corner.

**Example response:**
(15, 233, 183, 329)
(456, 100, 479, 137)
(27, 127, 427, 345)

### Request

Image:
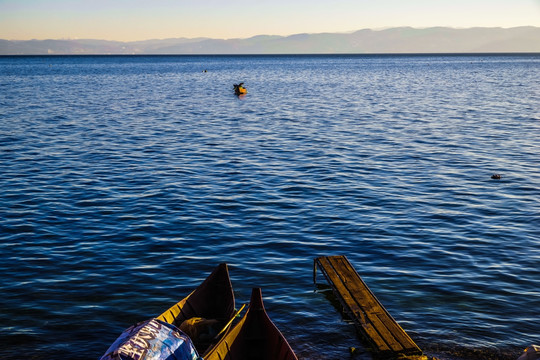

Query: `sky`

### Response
(1, 0, 540, 41)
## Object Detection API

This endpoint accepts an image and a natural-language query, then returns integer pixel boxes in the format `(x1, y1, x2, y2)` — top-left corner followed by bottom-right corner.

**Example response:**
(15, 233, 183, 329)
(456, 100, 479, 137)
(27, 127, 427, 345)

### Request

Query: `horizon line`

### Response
(2, 52, 540, 57)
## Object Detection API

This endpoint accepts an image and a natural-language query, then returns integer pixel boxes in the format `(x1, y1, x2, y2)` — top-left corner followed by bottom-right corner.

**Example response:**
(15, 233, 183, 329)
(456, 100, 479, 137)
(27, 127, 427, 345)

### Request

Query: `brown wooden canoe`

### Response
(203, 287, 298, 360)
(156, 263, 236, 354)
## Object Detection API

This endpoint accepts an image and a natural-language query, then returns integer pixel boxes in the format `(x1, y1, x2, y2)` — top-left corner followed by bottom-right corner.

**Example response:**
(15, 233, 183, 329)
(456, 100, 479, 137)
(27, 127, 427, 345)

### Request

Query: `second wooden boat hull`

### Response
(204, 288, 298, 360)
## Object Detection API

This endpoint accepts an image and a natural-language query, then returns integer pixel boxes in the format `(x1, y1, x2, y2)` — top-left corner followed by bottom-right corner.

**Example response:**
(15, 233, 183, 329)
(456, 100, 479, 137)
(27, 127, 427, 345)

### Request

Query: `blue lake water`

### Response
(0, 54, 539, 360)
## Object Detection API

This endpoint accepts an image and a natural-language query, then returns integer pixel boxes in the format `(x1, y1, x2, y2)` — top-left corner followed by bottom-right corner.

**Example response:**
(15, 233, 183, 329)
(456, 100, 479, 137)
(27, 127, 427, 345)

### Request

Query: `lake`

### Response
(0, 54, 539, 360)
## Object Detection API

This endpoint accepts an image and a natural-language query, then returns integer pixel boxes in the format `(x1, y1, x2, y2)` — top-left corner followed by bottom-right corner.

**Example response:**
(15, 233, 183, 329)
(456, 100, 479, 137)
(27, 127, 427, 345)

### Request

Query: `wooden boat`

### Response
(233, 83, 247, 95)
(156, 263, 236, 354)
(204, 287, 298, 360)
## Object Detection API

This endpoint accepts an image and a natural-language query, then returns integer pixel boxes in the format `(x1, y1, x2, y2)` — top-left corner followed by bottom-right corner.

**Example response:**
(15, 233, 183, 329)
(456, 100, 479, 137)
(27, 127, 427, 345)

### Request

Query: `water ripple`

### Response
(0, 55, 539, 360)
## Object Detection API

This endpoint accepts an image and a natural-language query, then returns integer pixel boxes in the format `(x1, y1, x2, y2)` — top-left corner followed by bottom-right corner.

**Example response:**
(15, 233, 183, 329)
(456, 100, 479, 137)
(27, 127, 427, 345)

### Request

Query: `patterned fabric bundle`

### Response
(100, 318, 200, 360)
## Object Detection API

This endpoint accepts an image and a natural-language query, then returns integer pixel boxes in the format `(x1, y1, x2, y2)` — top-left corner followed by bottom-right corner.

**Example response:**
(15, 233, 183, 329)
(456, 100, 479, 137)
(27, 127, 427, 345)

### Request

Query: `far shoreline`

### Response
(1, 52, 540, 57)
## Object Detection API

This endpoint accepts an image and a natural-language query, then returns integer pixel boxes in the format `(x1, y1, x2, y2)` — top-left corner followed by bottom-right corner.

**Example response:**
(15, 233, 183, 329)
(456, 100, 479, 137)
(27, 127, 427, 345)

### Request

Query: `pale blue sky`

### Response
(1, 0, 539, 41)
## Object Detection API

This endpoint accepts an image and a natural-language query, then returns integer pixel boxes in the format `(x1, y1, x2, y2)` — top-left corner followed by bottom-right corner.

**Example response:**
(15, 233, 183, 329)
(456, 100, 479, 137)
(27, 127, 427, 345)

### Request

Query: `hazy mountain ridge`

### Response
(1, 27, 539, 55)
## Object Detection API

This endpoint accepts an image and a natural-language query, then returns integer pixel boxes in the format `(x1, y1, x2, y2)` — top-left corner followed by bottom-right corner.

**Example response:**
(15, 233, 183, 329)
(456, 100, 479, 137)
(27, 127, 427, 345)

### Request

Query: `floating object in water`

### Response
(233, 82, 247, 95)
(491, 174, 501, 179)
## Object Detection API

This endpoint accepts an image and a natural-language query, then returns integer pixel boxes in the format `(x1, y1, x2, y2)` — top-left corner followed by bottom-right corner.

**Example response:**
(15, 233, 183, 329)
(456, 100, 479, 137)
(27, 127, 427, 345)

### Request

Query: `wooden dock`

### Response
(314, 255, 425, 360)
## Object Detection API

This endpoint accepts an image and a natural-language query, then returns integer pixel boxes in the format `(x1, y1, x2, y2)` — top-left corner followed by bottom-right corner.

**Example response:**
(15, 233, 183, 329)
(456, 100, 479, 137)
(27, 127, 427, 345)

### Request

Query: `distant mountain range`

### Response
(1, 27, 539, 55)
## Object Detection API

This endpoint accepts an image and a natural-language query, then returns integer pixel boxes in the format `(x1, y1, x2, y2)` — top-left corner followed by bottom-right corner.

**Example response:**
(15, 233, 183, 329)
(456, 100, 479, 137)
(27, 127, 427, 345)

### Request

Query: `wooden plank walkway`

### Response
(314, 255, 425, 359)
